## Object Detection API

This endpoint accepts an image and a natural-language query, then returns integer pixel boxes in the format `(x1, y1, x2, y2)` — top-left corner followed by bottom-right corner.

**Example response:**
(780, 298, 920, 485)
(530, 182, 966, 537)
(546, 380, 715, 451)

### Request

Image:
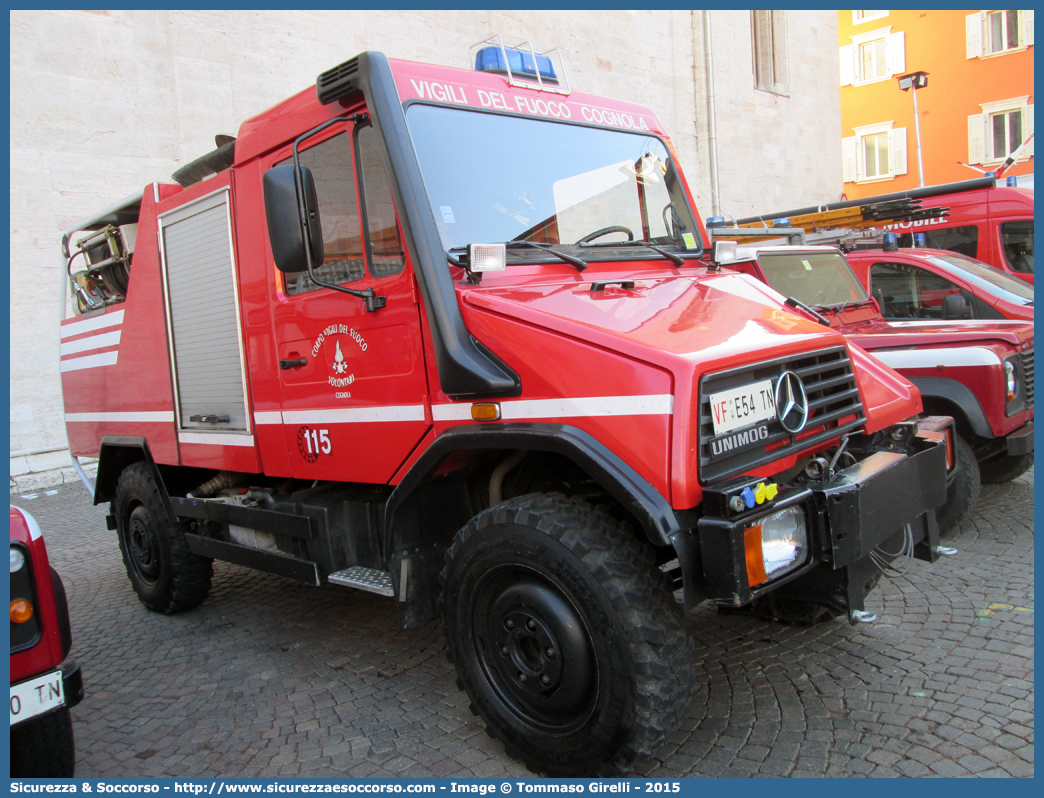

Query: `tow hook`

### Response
(849, 609, 877, 625)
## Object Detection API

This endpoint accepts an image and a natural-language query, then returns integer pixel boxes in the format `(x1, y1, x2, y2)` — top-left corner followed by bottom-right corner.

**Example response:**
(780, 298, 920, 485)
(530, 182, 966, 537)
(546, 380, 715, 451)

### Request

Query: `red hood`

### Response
(463, 271, 848, 375)
(462, 269, 920, 432)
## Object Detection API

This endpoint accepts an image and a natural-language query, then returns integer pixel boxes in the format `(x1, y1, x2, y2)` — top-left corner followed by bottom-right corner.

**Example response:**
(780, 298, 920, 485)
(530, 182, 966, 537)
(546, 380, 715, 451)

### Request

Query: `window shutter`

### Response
(842, 136, 857, 183)
(887, 31, 906, 75)
(1025, 104, 1034, 157)
(966, 12, 983, 58)
(890, 128, 908, 175)
(968, 113, 986, 164)
(839, 44, 854, 86)
(1023, 10, 1034, 46)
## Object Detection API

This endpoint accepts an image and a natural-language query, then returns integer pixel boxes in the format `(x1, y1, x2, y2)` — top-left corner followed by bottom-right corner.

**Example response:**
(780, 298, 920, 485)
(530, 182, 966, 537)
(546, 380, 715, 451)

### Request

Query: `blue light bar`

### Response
(883, 232, 898, 252)
(913, 232, 927, 247)
(475, 46, 558, 84)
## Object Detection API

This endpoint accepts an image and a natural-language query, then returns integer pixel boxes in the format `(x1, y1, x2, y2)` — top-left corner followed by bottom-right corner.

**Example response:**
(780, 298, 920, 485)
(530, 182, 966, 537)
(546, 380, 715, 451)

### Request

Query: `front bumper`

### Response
(1006, 421, 1034, 455)
(673, 426, 948, 613)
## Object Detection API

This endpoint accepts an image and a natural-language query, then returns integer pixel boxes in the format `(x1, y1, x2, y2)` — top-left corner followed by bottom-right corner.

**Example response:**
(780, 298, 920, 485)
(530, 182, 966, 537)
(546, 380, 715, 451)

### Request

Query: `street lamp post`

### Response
(898, 71, 929, 187)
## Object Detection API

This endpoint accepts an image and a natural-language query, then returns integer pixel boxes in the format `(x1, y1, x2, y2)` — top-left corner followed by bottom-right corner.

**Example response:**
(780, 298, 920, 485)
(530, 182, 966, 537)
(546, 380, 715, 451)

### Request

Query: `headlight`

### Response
(1005, 360, 1018, 401)
(10, 546, 24, 573)
(744, 504, 808, 586)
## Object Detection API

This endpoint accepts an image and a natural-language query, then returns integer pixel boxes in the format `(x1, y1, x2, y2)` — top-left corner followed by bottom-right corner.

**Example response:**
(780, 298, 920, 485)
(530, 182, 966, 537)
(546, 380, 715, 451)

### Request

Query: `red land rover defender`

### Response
(10, 506, 83, 777)
(718, 243, 1034, 533)
(844, 246, 1034, 322)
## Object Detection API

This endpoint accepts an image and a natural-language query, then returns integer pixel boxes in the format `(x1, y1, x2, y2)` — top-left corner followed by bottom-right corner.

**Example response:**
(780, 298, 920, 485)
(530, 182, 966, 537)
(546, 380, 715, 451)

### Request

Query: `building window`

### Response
(853, 10, 889, 25)
(839, 27, 905, 86)
(862, 131, 890, 178)
(751, 11, 789, 95)
(859, 38, 888, 81)
(991, 108, 1023, 159)
(842, 123, 907, 183)
(968, 97, 1034, 164)
(988, 9, 1020, 51)
(967, 10, 1034, 58)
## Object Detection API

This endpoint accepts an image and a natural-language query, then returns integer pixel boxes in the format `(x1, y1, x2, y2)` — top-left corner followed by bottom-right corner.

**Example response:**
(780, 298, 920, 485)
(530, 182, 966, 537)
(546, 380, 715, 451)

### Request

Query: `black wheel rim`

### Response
(126, 505, 161, 585)
(472, 568, 600, 734)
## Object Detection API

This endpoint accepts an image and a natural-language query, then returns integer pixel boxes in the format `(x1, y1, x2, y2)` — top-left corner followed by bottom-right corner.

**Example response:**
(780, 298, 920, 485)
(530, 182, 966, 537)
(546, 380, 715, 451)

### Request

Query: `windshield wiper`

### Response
(578, 239, 687, 266)
(507, 240, 587, 272)
(784, 296, 831, 327)
(446, 241, 587, 271)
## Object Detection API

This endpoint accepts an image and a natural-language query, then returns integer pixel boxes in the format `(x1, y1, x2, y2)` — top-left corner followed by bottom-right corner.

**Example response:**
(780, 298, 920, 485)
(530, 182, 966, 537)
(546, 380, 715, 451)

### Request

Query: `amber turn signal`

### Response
(744, 524, 768, 588)
(10, 599, 33, 624)
(471, 403, 502, 421)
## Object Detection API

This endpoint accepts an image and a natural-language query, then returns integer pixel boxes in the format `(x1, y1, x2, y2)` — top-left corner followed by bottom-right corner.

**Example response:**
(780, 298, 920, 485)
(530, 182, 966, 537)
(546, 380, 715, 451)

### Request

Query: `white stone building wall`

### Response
(9, 9, 841, 490)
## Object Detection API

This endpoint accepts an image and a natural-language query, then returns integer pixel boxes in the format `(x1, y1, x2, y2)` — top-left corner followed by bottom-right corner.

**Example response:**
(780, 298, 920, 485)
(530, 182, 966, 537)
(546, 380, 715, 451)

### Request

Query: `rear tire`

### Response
(114, 462, 212, 613)
(10, 707, 75, 777)
(979, 452, 1033, 484)
(440, 494, 693, 776)
(936, 434, 980, 535)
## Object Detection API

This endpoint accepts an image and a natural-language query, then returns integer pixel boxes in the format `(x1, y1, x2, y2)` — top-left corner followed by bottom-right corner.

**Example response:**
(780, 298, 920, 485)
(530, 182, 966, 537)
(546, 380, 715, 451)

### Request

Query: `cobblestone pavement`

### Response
(12, 469, 1033, 779)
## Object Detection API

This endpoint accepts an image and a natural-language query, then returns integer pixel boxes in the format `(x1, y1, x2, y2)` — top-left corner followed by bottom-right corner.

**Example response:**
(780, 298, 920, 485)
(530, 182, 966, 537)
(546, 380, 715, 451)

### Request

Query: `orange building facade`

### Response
(839, 9, 1033, 199)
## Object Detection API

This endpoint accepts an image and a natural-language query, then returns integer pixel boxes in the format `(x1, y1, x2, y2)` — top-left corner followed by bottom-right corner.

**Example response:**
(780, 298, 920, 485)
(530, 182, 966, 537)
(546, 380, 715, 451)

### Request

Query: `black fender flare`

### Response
(94, 436, 179, 524)
(382, 423, 682, 552)
(910, 377, 993, 439)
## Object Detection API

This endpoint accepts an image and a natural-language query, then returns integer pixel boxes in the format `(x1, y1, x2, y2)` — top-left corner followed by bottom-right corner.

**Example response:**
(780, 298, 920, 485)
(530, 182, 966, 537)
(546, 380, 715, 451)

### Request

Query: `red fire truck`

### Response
(10, 507, 83, 777)
(58, 47, 950, 774)
(715, 242, 1034, 533)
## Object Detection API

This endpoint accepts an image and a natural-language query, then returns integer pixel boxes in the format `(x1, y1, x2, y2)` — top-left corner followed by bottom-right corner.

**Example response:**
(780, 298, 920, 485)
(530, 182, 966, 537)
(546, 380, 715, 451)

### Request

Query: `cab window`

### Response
(870, 262, 965, 319)
(280, 125, 407, 295)
(897, 225, 978, 259)
(282, 132, 365, 295)
(357, 125, 406, 278)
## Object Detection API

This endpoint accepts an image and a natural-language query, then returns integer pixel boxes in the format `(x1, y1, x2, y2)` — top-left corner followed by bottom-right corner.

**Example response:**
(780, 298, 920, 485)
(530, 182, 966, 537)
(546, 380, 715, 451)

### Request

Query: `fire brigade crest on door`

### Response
(310, 323, 368, 397)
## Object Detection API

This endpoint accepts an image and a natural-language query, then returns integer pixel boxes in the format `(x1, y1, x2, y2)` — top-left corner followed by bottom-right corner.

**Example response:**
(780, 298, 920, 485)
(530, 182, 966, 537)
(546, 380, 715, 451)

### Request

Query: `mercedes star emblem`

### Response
(775, 370, 809, 434)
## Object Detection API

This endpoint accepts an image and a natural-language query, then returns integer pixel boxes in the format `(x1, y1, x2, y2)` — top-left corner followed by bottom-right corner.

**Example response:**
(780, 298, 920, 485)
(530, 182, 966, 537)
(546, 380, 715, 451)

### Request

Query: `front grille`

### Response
(698, 346, 867, 484)
(1020, 347, 1034, 407)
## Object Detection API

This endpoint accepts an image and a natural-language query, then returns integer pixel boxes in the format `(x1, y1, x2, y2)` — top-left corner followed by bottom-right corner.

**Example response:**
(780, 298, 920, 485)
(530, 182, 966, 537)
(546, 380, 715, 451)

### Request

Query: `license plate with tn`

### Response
(10, 670, 64, 726)
(708, 378, 776, 436)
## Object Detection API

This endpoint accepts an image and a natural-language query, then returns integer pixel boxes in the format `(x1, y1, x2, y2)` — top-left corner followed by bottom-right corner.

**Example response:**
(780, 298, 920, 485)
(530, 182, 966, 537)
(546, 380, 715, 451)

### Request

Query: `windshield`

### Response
(756, 251, 869, 307)
(925, 252, 1035, 305)
(406, 104, 702, 261)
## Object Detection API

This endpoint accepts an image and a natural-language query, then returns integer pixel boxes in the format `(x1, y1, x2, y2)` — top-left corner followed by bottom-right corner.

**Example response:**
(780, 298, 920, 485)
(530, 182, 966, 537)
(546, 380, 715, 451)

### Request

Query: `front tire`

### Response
(10, 708, 75, 777)
(936, 434, 980, 535)
(440, 494, 693, 776)
(979, 452, 1033, 484)
(114, 462, 213, 613)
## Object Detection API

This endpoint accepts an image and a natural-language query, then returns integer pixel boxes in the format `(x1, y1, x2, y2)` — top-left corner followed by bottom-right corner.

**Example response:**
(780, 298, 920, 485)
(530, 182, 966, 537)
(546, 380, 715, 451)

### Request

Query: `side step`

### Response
(328, 566, 395, 597)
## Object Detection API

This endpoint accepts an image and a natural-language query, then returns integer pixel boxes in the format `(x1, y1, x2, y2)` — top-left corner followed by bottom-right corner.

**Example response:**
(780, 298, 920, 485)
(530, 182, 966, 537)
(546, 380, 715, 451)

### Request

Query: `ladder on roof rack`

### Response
(714, 197, 950, 237)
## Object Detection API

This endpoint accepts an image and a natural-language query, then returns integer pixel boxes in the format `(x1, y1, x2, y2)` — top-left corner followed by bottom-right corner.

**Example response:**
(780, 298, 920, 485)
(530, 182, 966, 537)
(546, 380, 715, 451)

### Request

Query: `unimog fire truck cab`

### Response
(59, 47, 950, 774)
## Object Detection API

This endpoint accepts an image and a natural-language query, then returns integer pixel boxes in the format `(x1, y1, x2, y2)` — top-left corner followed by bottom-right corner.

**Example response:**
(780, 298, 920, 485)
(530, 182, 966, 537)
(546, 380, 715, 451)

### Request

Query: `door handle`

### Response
(189, 415, 230, 424)
(279, 358, 307, 370)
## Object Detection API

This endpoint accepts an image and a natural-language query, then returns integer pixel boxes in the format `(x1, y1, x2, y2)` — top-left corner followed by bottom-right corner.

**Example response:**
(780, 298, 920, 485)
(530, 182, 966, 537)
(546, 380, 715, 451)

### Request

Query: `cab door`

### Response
(268, 117, 431, 483)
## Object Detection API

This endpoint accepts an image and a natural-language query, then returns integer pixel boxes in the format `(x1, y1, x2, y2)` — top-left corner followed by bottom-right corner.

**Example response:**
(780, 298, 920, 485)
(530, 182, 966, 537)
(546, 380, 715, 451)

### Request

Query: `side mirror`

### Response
(263, 164, 324, 273)
(941, 294, 970, 320)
